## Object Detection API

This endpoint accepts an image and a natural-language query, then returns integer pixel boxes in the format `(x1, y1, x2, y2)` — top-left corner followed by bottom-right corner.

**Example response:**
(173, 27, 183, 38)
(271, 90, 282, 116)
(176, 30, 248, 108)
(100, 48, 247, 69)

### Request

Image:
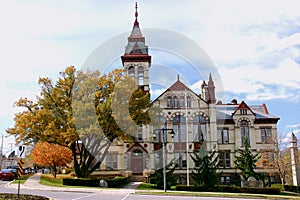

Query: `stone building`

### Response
(92, 3, 280, 185)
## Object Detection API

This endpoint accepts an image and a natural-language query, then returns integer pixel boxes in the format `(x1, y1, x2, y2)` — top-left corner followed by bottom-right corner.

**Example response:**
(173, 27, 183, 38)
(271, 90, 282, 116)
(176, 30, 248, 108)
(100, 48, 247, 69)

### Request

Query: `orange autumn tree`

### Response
(31, 142, 72, 178)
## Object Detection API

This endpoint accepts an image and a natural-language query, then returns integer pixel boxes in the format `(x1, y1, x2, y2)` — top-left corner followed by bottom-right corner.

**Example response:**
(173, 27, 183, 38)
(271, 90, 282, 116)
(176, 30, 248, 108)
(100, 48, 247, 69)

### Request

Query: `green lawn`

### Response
(136, 183, 156, 190)
(39, 174, 70, 187)
(11, 174, 32, 184)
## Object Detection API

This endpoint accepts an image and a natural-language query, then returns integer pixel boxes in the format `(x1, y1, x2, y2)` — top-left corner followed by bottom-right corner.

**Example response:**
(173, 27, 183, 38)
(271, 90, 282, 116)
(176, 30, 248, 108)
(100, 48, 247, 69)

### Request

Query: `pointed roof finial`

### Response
(177, 74, 180, 81)
(209, 73, 213, 82)
(135, 2, 138, 21)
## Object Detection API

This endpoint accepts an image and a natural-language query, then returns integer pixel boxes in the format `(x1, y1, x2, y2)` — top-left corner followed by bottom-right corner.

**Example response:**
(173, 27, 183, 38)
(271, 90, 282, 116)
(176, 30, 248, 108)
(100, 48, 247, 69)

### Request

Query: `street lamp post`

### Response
(153, 127, 175, 192)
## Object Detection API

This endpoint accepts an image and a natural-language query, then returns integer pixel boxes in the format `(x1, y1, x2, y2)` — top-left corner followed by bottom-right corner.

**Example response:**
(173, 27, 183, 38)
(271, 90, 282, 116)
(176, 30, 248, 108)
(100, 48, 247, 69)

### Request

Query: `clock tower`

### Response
(121, 2, 151, 93)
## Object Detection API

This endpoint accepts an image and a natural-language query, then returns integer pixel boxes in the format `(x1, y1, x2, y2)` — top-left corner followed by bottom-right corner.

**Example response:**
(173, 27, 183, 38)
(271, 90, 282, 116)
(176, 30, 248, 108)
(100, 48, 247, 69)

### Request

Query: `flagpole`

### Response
(185, 89, 190, 186)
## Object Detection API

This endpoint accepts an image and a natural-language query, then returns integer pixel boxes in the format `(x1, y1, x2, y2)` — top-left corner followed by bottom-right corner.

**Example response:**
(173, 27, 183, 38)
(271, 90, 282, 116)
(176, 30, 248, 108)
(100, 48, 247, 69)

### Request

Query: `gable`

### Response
(232, 101, 256, 116)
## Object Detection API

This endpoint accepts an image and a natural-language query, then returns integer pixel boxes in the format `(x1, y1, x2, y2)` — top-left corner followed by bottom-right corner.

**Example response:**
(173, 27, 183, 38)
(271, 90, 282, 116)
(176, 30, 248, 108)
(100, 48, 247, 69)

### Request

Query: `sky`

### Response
(0, 0, 300, 153)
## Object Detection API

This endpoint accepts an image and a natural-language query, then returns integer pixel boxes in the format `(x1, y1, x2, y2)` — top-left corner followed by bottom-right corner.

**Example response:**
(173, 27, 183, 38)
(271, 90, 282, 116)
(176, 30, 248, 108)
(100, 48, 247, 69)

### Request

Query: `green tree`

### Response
(149, 159, 177, 190)
(234, 138, 261, 180)
(7, 66, 151, 178)
(190, 141, 221, 190)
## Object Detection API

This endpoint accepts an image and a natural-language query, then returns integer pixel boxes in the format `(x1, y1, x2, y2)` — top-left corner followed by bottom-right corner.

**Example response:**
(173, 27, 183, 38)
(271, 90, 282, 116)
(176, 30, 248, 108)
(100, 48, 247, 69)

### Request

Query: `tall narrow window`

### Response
(193, 115, 207, 142)
(174, 152, 187, 169)
(219, 151, 230, 168)
(154, 152, 160, 169)
(173, 96, 178, 108)
(218, 128, 229, 144)
(137, 125, 143, 142)
(128, 66, 135, 78)
(167, 96, 172, 108)
(138, 66, 144, 85)
(240, 120, 250, 146)
(180, 96, 184, 108)
(106, 153, 118, 170)
(173, 115, 186, 142)
(187, 96, 191, 108)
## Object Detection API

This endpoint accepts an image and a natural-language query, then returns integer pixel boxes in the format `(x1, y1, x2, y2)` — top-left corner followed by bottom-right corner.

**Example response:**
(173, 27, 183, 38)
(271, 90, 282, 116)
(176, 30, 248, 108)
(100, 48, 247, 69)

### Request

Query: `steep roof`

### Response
(151, 77, 206, 104)
(216, 103, 280, 123)
(124, 3, 148, 56)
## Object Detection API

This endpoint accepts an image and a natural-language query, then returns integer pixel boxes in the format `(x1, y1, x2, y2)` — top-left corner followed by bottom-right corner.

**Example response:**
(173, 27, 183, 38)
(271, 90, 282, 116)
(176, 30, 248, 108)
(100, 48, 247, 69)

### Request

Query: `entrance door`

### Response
(131, 149, 143, 174)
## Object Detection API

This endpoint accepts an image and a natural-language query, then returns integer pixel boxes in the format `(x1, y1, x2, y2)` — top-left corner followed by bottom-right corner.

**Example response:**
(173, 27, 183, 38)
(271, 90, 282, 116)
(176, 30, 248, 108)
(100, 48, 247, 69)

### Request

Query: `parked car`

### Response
(0, 169, 17, 180)
(42, 168, 50, 174)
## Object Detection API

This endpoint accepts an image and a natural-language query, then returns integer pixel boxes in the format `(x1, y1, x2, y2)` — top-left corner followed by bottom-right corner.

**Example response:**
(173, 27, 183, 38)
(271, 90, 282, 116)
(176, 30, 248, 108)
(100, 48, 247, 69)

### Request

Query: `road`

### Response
(0, 180, 259, 200)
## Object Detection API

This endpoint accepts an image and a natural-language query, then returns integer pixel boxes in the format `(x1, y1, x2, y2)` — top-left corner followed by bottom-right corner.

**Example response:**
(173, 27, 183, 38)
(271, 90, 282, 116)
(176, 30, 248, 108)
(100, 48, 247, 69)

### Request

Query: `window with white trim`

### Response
(106, 153, 118, 170)
(260, 128, 272, 143)
(219, 151, 230, 168)
(218, 128, 229, 144)
(240, 120, 250, 146)
(193, 115, 207, 142)
(173, 115, 186, 142)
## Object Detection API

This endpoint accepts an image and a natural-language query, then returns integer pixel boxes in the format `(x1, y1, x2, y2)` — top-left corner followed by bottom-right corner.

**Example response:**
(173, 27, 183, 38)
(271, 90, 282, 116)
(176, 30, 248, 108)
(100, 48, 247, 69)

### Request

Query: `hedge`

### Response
(106, 176, 128, 188)
(284, 185, 300, 193)
(63, 178, 99, 187)
(175, 185, 281, 194)
(63, 176, 128, 188)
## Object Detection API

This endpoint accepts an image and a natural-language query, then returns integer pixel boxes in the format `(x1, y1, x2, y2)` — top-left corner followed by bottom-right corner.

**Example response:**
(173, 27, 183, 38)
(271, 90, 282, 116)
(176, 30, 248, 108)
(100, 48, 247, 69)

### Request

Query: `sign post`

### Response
(17, 159, 24, 198)
(17, 145, 26, 198)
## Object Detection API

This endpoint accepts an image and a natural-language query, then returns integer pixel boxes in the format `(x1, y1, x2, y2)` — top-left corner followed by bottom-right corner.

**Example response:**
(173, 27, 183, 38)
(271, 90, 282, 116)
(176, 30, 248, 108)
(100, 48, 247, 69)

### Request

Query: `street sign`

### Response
(17, 145, 26, 159)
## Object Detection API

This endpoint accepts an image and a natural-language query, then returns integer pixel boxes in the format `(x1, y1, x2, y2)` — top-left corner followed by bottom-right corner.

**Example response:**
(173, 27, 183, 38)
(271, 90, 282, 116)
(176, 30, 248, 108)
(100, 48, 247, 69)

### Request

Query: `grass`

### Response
(39, 174, 117, 190)
(39, 174, 71, 187)
(11, 174, 32, 184)
(136, 183, 300, 199)
(136, 183, 156, 190)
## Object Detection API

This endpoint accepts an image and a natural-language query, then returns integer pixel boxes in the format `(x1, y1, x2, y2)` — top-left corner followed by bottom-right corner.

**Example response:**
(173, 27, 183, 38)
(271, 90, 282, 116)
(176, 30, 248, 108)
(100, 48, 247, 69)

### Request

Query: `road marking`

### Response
(121, 193, 130, 200)
(71, 193, 98, 200)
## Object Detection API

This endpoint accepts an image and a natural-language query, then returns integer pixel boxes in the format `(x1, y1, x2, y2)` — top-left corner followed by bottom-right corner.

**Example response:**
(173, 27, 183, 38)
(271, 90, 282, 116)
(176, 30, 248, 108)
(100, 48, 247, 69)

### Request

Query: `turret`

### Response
(121, 2, 151, 92)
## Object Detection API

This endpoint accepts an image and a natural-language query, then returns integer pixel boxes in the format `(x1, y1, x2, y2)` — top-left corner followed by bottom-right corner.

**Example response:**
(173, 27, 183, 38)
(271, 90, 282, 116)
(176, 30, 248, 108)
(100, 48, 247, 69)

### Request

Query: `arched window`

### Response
(173, 96, 178, 108)
(173, 115, 186, 142)
(138, 66, 144, 85)
(193, 115, 207, 142)
(128, 66, 135, 78)
(132, 149, 143, 157)
(240, 120, 250, 146)
(167, 96, 172, 108)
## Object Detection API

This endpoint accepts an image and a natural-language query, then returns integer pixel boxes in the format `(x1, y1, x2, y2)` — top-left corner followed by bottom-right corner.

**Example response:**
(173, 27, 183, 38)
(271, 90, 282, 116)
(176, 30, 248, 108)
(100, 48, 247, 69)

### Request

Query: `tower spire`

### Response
(135, 2, 138, 24)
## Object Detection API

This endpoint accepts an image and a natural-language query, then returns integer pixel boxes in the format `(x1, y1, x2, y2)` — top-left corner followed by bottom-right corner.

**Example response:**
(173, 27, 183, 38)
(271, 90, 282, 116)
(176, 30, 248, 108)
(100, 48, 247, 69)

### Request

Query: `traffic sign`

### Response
(17, 145, 26, 158)
(17, 160, 24, 178)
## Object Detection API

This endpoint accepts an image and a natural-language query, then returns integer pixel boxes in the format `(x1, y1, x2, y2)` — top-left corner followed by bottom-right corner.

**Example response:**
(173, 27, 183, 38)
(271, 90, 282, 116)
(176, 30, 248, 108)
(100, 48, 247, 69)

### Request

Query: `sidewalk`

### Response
(6, 173, 141, 194)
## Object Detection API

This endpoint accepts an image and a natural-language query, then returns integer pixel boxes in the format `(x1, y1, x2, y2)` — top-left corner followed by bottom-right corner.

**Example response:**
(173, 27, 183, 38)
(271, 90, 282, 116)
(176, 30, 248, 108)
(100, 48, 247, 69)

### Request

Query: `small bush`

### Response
(106, 176, 128, 188)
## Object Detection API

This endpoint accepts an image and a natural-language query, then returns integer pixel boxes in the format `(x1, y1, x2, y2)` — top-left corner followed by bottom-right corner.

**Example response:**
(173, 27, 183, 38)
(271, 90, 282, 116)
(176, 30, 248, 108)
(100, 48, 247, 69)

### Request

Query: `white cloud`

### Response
(286, 123, 300, 128)
(1, 0, 300, 151)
